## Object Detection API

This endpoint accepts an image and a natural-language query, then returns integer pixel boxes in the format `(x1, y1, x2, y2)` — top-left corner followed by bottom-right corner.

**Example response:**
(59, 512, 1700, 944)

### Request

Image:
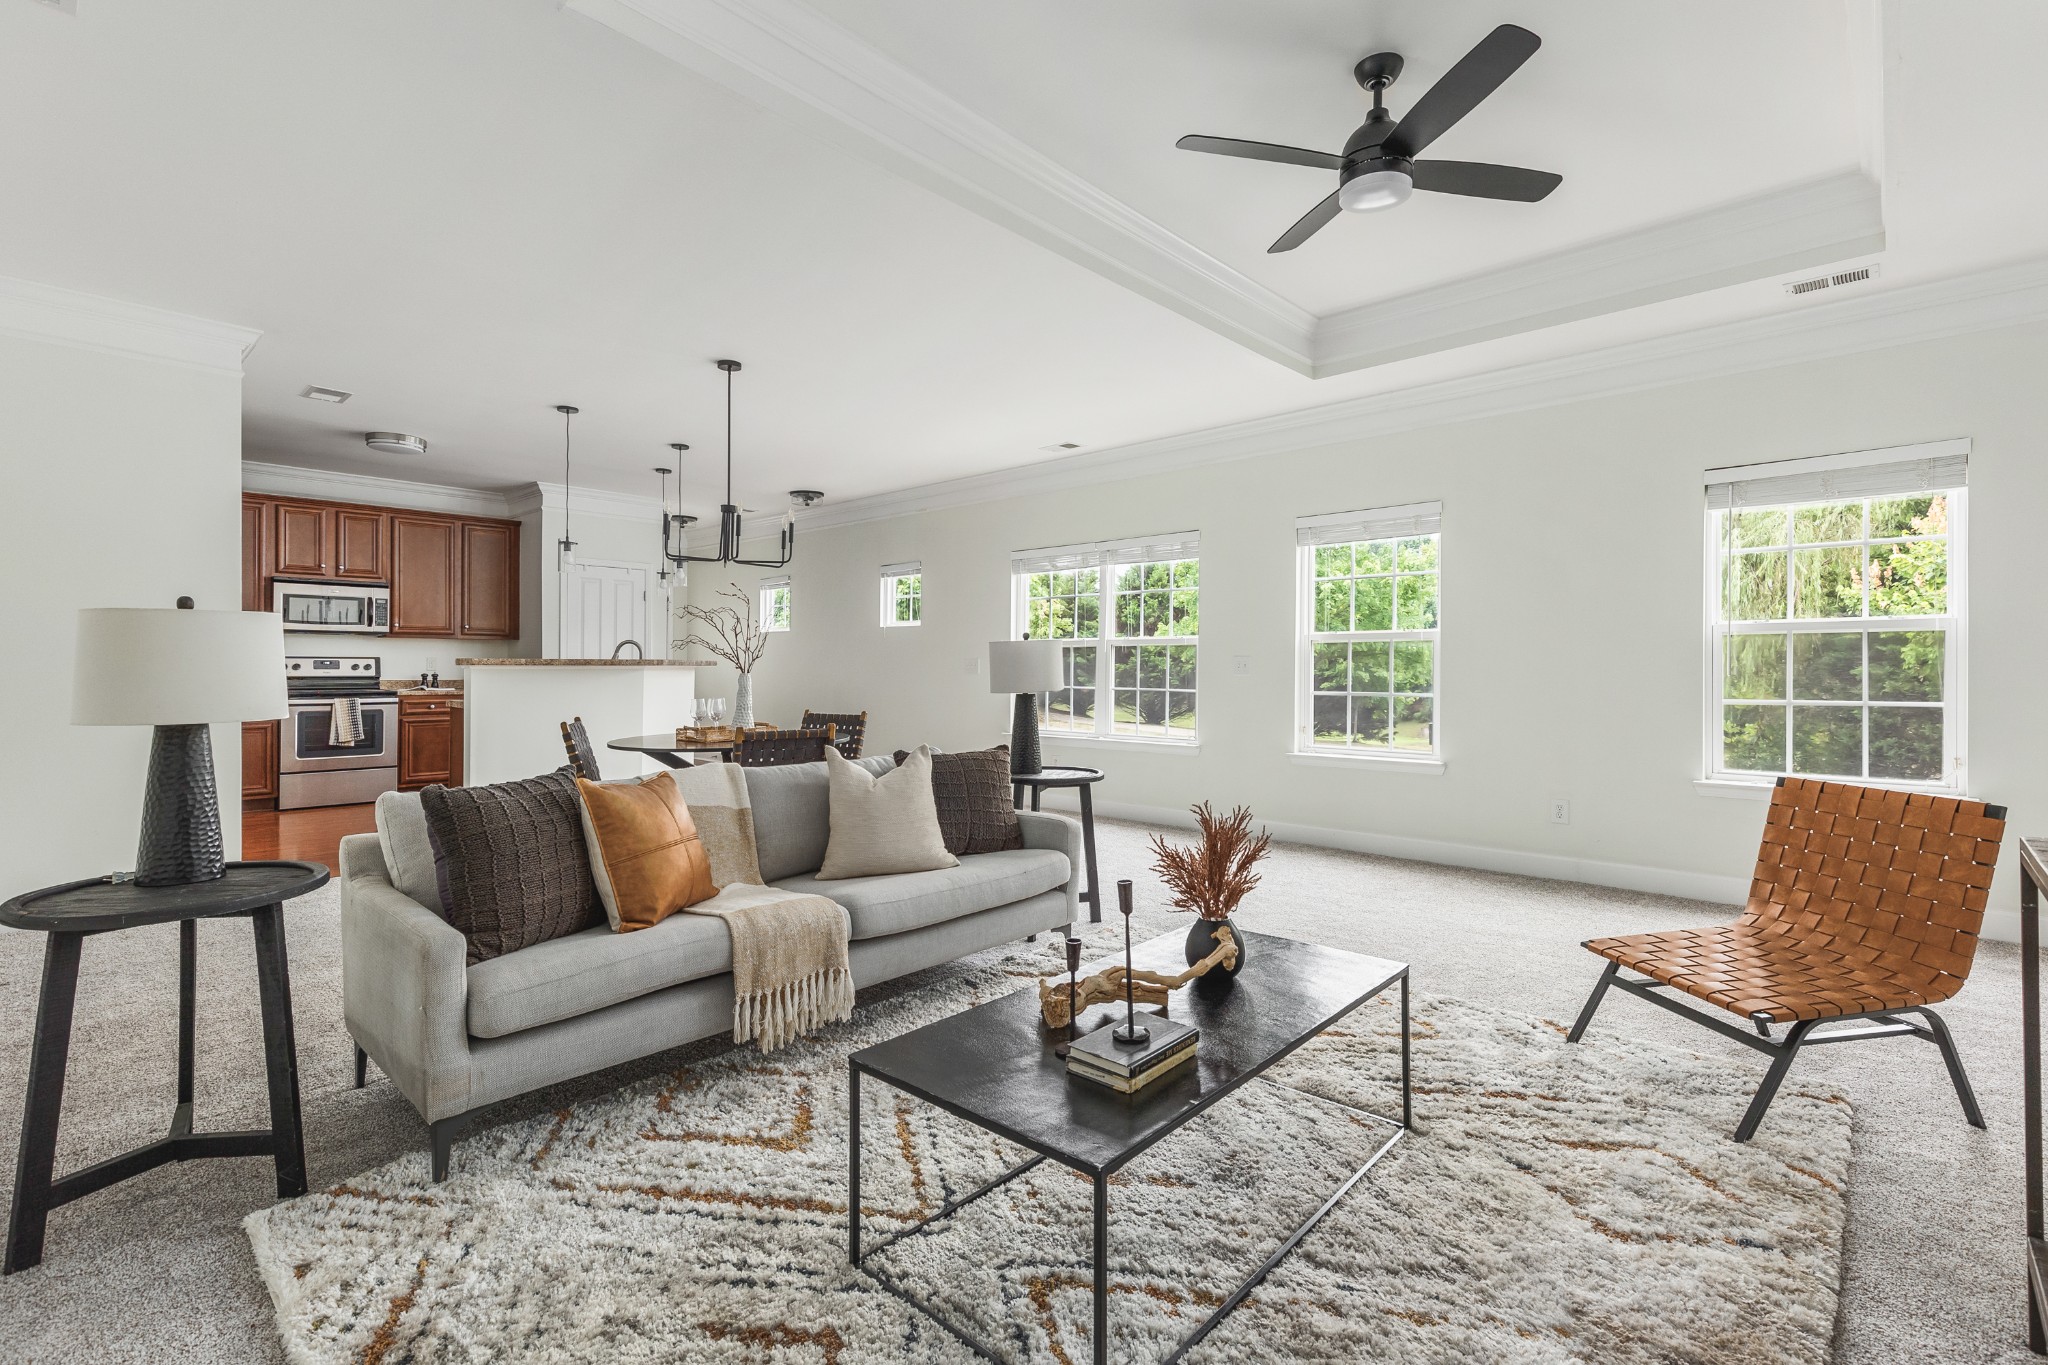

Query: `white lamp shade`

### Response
(988, 639, 1064, 694)
(72, 608, 289, 725)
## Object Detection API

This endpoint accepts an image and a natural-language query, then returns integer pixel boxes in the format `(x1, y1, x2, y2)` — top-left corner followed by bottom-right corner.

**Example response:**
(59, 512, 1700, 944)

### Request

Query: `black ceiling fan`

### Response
(1177, 23, 1561, 253)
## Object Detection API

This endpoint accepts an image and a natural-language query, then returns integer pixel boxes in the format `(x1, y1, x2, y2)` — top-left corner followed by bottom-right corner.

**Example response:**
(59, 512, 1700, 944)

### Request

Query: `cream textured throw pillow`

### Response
(816, 744, 959, 880)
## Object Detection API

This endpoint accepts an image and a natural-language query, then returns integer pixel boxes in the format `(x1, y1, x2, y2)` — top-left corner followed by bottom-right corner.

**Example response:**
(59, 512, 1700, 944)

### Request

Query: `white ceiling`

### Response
(2, 0, 2046, 519)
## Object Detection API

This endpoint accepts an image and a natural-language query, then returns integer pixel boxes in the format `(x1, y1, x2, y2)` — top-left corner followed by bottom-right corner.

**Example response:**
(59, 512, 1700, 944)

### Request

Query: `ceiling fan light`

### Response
(1339, 168, 1412, 213)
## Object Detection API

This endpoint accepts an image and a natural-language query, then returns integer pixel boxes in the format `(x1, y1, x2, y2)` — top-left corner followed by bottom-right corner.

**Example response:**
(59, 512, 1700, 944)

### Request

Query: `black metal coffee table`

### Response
(848, 929, 1409, 1364)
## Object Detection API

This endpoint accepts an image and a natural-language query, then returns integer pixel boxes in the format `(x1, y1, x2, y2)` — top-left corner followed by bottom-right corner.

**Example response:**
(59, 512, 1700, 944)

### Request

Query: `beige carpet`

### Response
(244, 934, 1851, 1364)
(0, 817, 2037, 1362)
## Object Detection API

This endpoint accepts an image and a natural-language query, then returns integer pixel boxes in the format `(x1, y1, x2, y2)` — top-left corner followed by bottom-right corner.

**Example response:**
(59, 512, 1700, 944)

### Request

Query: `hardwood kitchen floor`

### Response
(242, 803, 377, 872)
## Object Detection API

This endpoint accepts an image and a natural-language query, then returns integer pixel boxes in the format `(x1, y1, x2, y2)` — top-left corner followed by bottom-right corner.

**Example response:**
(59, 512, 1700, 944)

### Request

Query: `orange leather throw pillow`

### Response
(573, 771, 717, 931)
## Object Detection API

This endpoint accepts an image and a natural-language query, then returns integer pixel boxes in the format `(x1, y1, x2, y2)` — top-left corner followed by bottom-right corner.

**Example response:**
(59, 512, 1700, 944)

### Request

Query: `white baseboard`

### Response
(1036, 792, 2031, 946)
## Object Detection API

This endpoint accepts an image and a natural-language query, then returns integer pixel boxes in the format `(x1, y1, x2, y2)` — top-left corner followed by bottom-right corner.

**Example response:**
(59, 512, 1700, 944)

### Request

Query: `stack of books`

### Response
(1067, 1014, 1199, 1094)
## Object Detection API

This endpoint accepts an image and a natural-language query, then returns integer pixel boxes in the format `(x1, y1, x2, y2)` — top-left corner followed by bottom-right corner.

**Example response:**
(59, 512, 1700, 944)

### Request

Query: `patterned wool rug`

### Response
(247, 933, 1851, 1364)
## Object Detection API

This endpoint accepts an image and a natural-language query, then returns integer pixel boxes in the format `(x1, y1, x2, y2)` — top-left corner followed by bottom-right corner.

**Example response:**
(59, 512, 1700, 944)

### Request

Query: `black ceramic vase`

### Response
(1185, 916, 1246, 978)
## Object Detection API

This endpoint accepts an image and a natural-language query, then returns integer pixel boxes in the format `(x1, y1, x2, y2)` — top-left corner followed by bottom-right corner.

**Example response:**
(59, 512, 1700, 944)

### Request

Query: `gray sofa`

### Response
(339, 756, 1079, 1179)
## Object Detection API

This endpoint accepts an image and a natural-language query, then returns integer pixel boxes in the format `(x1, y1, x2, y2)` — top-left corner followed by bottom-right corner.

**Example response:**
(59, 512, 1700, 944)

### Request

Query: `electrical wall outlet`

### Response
(1232, 654, 1251, 675)
(1548, 798, 1571, 826)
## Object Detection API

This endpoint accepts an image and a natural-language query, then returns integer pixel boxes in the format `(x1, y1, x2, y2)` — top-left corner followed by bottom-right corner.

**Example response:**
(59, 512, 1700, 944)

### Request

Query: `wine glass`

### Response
(710, 697, 727, 727)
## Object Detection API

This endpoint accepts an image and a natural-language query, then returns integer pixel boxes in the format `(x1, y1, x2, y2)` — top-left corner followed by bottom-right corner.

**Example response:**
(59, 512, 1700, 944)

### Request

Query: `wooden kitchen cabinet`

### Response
(241, 720, 279, 807)
(273, 501, 332, 578)
(398, 696, 456, 789)
(241, 491, 519, 641)
(459, 521, 519, 639)
(389, 514, 459, 637)
(241, 495, 273, 611)
(334, 508, 389, 581)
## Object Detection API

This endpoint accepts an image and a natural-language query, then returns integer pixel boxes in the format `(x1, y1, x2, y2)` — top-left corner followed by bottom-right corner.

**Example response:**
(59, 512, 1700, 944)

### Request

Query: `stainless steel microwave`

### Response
(273, 578, 391, 634)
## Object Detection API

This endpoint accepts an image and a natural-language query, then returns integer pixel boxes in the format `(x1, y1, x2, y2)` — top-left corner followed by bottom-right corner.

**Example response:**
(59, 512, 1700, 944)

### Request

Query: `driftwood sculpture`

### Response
(1038, 925, 1239, 1030)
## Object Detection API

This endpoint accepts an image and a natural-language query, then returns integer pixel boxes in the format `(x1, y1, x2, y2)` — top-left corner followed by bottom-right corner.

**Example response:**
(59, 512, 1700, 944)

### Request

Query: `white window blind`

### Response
(879, 560, 920, 579)
(1705, 439, 1969, 510)
(1012, 532, 1199, 575)
(1295, 501, 1442, 547)
(759, 574, 791, 589)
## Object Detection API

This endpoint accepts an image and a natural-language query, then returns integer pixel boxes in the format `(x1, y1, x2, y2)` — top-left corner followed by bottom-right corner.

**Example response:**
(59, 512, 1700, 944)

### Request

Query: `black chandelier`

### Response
(661, 358, 822, 571)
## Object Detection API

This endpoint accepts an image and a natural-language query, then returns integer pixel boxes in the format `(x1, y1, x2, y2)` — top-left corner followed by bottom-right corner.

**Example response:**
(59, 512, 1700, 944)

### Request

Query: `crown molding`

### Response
(513, 480, 666, 520)
(242, 460, 519, 516)
(797, 255, 2048, 533)
(0, 275, 261, 375)
(1310, 172, 1884, 378)
(570, 0, 1889, 382)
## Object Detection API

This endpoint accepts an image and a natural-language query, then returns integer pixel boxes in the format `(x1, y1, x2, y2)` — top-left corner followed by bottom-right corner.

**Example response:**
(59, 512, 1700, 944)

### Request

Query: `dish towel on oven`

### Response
(328, 697, 364, 746)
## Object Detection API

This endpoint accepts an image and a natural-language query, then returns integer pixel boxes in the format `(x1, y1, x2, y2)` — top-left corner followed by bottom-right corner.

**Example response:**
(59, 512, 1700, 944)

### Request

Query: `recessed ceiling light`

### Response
(1041, 442, 1082, 452)
(364, 432, 428, 457)
(301, 385, 352, 403)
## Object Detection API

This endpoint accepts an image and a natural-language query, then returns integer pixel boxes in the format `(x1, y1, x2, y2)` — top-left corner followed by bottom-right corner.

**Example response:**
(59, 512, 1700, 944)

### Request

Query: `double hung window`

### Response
(880, 562, 921, 627)
(1706, 440, 1967, 789)
(759, 575, 792, 632)
(1012, 532, 1200, 742)
(1295, 502, 1441, 759)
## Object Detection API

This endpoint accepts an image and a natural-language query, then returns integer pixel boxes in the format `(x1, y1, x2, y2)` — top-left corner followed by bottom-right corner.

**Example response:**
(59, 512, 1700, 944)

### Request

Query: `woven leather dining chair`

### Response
(559, 717, 601, 781)
(800, 710, 868, 760)
(1568, 775, 2007, 1141)
(732, 724, 836, 768)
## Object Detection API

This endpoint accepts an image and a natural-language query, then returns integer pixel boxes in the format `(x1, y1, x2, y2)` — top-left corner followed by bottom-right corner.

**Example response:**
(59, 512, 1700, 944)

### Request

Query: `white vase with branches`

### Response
(674, 584, 770, 726)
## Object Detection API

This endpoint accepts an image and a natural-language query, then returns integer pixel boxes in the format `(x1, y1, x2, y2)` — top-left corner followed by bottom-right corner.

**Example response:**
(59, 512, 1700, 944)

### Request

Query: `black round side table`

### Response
(1010, 766, 1106, 922)
(0, 860, 328, 1274)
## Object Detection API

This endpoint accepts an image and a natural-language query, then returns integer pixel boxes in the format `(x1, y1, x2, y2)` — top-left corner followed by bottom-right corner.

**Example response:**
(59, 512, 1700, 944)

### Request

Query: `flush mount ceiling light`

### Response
(661, 359, 817, 571)
(363, 432, 427, 456)
(301, 385, 352, 403)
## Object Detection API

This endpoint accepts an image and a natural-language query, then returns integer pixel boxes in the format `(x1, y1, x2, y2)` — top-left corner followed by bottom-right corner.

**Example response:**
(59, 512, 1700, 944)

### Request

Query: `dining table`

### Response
(606, 728, 780, 768)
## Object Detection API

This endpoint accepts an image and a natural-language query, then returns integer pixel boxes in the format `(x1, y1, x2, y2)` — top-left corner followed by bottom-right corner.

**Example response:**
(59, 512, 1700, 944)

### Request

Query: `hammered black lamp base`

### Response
(135, 723, 225, 887)
(1009, 692, 1043, 777)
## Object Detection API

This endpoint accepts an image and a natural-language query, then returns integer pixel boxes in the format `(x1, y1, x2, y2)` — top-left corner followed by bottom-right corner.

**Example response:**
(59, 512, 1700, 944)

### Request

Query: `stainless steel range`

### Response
(281, 655, 399, 810)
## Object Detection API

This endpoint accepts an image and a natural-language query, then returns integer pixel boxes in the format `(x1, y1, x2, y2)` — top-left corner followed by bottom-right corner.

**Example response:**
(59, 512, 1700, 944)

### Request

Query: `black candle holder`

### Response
(1053, 934, 1084, 1059)
(1111, 879, 1150, 1047)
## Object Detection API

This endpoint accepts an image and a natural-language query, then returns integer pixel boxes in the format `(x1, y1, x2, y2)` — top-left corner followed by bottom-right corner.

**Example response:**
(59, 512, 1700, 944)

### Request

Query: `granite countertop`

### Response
(384, 681, 462, 694)
(455, 658, 716, 667)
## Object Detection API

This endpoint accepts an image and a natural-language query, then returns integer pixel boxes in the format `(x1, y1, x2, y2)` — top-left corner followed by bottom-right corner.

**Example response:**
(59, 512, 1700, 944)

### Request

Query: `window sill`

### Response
(1693, 778, 1775, 800)
(1291, 751, 1445, 775)
(1039, 733, 1201, 755)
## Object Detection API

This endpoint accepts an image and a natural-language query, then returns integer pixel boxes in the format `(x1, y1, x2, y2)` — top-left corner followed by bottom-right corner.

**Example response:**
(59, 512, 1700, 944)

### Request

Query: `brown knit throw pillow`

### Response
(420, 769, 604, 964)
(894, 746, 1024, 856)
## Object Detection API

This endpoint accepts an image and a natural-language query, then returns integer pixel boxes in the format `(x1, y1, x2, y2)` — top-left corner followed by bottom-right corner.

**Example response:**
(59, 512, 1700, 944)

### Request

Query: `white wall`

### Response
(0, 327, 247, 891)
(691, 321, 2048, 929)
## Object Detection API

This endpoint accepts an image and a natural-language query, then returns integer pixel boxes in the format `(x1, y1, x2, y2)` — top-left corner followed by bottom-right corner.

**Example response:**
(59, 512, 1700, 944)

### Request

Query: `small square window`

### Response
(881, 571, 921, 627)
(760, 581, 791, 632)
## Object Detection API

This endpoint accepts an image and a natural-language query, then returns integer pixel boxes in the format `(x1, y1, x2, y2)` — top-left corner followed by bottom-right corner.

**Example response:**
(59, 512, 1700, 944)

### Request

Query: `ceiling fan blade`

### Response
(1268, 190, 1343, 253)
(1382, 24, 1541, 160)
(1410, 160, 1561, 201)
(1176, 135, 1345, 171)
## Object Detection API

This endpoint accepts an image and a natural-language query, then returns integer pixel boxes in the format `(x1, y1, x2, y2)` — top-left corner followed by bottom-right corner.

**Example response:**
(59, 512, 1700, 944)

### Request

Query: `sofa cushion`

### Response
(773, 848, 1070, 941)
(465, 908, 735, 1038)
(817, 746, 957, 881)
(575, 770, 717, 931)
(895, 746, 1023, 856)
(422, 770, 604, 965)
(373, 790, 443, 912)
(744, 755, 895, 882)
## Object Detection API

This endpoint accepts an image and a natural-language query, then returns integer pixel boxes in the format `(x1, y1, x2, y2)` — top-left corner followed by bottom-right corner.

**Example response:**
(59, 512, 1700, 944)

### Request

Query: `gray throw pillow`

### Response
(419, 770, 604, 964)
(894, 746, 1023, 857)
(373, 790, 444, 912)
(815, 745, 959, 880)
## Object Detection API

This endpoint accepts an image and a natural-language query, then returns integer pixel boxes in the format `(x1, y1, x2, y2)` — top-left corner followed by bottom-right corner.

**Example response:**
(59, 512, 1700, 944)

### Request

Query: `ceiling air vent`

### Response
(301, 385, 352, 403)
(1783, 263, 1881, 297)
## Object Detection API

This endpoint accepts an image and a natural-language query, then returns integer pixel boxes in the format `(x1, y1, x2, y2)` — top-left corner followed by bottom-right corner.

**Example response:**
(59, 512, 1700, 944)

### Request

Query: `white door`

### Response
(561, 560, 651, 659)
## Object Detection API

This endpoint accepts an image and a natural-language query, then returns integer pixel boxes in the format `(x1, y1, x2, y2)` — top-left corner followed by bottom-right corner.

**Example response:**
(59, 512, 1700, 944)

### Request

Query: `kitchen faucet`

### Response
(610, 639, 644, 659)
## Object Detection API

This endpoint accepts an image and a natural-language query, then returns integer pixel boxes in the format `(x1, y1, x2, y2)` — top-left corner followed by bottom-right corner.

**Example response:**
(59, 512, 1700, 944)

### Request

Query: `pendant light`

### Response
(662, 359, 822, 571)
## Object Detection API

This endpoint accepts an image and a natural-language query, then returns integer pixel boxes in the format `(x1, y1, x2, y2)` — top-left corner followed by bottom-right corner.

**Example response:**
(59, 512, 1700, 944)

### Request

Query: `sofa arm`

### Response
(339, 834, 473, 1123)
(1016, 809, 1083, 924)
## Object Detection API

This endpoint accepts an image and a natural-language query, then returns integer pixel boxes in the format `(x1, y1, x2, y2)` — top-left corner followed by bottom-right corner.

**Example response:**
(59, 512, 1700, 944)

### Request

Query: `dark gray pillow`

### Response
(894, 746, 1023, 856)
(419, 770, 603, 965)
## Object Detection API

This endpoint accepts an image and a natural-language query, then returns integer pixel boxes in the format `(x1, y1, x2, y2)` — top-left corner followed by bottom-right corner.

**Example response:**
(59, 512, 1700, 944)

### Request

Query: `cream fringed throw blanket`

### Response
(674, 763, 854, 1052)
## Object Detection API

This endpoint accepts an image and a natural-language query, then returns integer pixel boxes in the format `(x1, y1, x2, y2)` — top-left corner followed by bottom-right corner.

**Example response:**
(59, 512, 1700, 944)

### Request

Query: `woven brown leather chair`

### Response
(560, 717, 601, 780)
(1568, 776, 2007, 1140)
(732, 724, 836, 768)
(800, 709, 867, 760)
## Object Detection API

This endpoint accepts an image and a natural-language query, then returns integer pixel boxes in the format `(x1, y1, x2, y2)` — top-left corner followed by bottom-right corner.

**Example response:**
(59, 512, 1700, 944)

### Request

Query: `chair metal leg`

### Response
(1565, 961, 1617, 1043)
(1734, 1020, 1816, 1142)
(1914, 1006, 1986, 1130)
(353, 1045, 368, 1090)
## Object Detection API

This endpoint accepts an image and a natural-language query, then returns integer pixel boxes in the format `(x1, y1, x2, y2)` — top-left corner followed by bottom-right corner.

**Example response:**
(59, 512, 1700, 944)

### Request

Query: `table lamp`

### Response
(987, 639, 1064, 778)
(72, 599, 287, 886)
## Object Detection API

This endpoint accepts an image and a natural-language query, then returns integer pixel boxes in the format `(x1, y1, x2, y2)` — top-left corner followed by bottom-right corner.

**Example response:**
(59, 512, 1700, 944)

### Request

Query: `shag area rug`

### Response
(247, 935, 1851, 1364)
